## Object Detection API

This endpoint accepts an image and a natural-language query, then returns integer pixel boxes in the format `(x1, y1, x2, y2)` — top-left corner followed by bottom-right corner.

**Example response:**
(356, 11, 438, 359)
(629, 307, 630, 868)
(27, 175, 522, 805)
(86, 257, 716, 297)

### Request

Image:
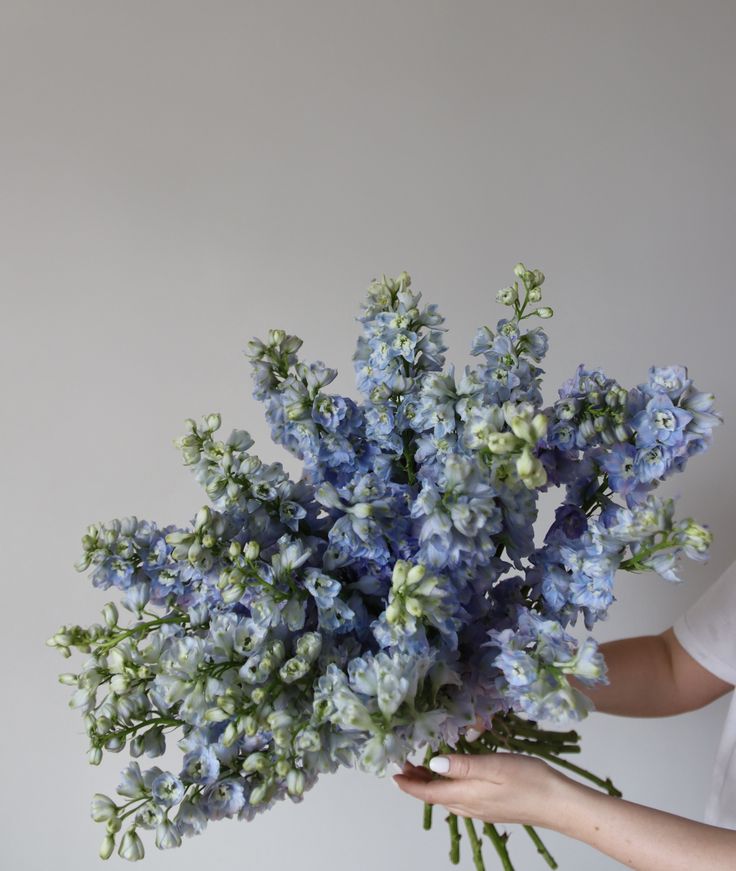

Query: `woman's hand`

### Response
(393, 751, 569, 829)
(395, 750, 736, 871)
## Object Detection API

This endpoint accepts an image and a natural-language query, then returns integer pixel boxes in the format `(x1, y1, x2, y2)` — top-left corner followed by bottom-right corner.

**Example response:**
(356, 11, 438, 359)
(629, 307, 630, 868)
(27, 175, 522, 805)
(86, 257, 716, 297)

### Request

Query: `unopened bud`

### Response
(89, 746, 103, 766)
(205, 413, 221, 432)
(99, 834, 115, 860)
(194, 506, 211, 531)
(509, 416, 534, 443)
(287, 769, 305, 796)
(486, 432, 518, 454)
(244, 540, 260, 560)
(102, 602, 118, 628)
(391, 560, 410, 589)
(406, 564, 426, 585)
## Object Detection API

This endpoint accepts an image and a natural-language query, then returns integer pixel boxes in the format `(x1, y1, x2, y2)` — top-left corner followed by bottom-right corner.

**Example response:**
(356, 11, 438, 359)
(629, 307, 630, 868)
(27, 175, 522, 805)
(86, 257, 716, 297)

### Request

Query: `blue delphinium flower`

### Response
(50, 264, 721, 862)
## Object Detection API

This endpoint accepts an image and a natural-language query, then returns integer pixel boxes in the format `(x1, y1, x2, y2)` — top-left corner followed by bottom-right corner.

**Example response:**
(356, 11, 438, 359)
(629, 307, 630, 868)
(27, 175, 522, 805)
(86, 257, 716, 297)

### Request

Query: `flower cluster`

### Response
(49, 264, 721, 862)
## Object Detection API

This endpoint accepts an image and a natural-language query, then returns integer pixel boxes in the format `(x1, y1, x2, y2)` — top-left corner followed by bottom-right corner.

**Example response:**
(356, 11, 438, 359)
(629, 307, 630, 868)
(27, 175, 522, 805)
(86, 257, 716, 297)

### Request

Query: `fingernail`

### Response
(465, 728, 482, 743)
(429, 756, 450, 774)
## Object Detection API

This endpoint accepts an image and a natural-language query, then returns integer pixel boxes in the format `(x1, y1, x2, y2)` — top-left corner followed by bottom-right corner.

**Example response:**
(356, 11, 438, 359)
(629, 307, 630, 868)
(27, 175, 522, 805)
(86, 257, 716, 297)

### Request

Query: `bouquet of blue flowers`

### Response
(49, 265, 721, 869)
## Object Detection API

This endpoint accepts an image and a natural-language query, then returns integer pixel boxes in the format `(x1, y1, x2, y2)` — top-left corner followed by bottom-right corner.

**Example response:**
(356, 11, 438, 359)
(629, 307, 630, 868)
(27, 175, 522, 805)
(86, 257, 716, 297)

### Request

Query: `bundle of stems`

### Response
(421, 711, 622, 871)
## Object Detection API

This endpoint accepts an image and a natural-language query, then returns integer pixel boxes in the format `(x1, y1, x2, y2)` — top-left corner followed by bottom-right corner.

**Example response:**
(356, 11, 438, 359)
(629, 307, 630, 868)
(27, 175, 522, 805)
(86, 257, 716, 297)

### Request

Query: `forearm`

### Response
(570, 635, 681, 717)
(546, 776, 736, 871)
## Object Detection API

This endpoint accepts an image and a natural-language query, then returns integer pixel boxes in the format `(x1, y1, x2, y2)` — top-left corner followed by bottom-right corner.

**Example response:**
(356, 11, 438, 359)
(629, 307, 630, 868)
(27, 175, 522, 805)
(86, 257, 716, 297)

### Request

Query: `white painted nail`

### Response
(429, 756, 450, 774)
(465, 727, 482, 743)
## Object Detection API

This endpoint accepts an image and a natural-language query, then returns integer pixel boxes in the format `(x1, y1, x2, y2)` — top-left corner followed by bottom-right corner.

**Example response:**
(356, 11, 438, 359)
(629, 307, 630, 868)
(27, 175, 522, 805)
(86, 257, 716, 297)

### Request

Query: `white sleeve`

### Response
(672, 558, 736, 686)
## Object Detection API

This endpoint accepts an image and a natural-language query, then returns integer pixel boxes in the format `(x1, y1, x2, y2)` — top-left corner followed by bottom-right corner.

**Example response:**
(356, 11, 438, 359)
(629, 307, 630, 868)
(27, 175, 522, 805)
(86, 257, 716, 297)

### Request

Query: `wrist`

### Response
(537, 769, 598, 834)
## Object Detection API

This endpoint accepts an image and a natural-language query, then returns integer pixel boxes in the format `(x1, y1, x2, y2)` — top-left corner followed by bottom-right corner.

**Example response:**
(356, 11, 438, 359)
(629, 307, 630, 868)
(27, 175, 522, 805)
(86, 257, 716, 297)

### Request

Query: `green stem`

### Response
(619, 537, 675, 572)
(118, 799, 148, 822)
(580, 474, 609, 515)
(483, 823, 514, 871)
(423, 801, 433, 831)
(98, 716, 181, 745)
(526, 747, 622, 797)
(447, 813, 461, 864)
(523, 826, 558, 869)
(422, 746, 433, 830)
(401, 429, 417, 486)
(97, 615, 186, 653)
(464, 817, 486, 871)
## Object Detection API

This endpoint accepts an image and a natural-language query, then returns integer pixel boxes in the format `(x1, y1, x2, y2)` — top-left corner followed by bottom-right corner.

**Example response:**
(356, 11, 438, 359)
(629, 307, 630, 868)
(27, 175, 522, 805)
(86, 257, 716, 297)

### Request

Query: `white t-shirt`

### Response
(672, 558, 736, 828)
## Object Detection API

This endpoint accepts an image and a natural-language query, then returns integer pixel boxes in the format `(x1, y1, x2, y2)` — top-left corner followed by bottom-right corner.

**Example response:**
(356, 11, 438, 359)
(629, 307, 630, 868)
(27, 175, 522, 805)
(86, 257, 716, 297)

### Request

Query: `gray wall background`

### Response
(2, 2, 735, 869)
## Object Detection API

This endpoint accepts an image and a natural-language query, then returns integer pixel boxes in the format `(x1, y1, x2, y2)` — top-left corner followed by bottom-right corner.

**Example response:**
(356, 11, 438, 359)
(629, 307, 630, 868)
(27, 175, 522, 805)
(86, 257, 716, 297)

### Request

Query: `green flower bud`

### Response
(249, 782, 270, 806)
(406, 564, 426, 586)
(509, 415, 534, 443)
(516, 448, 547, 489)
(486, 432, 519, 454)
(391, 560, 410, 590)
(221, 584, 245, 605)
(101, 602, 118, 628)
(516, 446, 537, 478)
(58, 672, 78, 686)
(385, 601, 401, 624)
(415, 576, 440, 597)
(118, 829, 145, 861)
(89, 746, 103, 766)
(244, 540, 260, 560)
(99, 834, 115, 860)
(105, 735, 125, 752)
(531, 413, 548, 441)
(536, 307, 553, 318)
(514, 262, 527, 278)
(287, 769, 305, 796)
(204, 707, 230, 723)
(106, 817, 123, 834)
(194, 506, 211, 531)
(527, 286, 542, 302)
(241, 753, 269, 774)
(217, 695, 237, 716)
(282, 334, 304, 353)
(222, 721, 240, 747)
(405, 596, 423, 618)
(205, 413, 221, 432)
